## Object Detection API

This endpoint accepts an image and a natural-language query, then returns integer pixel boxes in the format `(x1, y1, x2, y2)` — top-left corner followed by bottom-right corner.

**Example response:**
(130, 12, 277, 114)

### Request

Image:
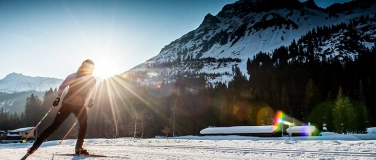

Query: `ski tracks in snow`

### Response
(149, 144, 376, 159)
(94, 141, 376, 159)
(4, 139, 376, 160)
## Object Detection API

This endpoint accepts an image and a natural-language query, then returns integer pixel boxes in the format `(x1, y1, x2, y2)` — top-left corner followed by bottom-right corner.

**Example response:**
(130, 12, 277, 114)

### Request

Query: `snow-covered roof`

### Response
(286, 126, 316, 134)
(6, 134, 21, 137)
(8, 127, 34, 132)
(367, 127, 376, 134)
(200, 125, 277, 134)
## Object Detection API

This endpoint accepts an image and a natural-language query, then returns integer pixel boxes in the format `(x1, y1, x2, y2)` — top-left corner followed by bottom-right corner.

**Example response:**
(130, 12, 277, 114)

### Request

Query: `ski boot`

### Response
(75, 147, 89, 155)
(21, 148, 37, 160)
(75, 139, 89, 155)
(27, 147, 37, 154)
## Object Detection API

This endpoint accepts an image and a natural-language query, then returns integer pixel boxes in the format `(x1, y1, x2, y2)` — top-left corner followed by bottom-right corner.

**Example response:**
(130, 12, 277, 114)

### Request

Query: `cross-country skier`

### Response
(27, 59, 97, 155)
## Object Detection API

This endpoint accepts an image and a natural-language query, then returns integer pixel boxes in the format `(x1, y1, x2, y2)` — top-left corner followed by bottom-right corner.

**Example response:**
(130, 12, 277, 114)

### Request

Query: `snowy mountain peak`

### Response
(3, 72, 25, 79)
(199, 13, 221, 28)
(326, 0, 376, 12)
(126, 0, 376, 86)
(302, 0, 321, 10)
(218, 0, 314, 18)
(0, 72, 63, 93)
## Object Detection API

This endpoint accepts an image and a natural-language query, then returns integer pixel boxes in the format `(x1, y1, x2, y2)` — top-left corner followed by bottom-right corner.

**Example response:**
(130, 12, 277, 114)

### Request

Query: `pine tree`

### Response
(365, 77, 374, 125)
(333, 87, 357, 133)
(355, 80, 369, 133)
(246, 58, 252, 75)
(0, 110, 10, 130)
(219, 94, 231, 126)
(327, 91, 332, 101)
(24, 94, 42, 127)
(333, 87, 345, 133)
(289, 39, 298, 58)
(172, 89, 185, 137)
(9, 112, 21, 129)
(24, 97, 31, 126)
(0, 108, 3, 129)
(344, 97, 357, 133)
(307, 100, 335, 132)
(20, 112, 25, 127)
(304, 79, 319, 120)
(39, 88, 57, 132)
(14, 112, 20, 128)
(281, 84, 289, 113)
(0, 108, 5, 130)
(262, 90, 270, 104)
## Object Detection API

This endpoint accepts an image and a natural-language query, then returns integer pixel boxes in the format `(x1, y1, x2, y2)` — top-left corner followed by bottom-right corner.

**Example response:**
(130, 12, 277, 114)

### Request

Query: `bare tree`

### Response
(132, 111, 139, 138)
(173, 89, 184, 137)
(172, 106, 177, 137)
(103, 113, 116, 138)
(131, 109, 149, 138)
(161, 126, 170, 139)
(139, 112, 147, 138)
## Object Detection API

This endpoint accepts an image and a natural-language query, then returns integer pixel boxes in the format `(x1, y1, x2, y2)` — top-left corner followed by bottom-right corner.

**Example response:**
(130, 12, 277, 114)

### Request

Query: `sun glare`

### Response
(92, 58, 119, 79)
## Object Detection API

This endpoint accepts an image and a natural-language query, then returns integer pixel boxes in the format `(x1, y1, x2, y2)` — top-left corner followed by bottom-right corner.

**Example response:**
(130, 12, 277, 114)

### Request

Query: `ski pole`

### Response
(58, 120, 78, 144)
(23, 106, 54, 143)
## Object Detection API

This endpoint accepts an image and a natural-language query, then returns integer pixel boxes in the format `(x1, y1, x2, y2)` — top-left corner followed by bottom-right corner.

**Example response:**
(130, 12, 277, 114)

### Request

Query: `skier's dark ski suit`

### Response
(28, 59, 97, 155)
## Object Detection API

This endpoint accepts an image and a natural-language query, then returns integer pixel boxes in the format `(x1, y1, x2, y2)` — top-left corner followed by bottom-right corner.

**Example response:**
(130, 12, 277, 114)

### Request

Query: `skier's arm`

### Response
(88, 78, 97, 108)
(90, 80, 97, 101)
(57, 73, 76, 98)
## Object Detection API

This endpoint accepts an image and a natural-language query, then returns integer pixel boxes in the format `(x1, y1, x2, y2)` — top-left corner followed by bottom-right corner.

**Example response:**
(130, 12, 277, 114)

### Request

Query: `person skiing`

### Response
(27, 59, 97, 155)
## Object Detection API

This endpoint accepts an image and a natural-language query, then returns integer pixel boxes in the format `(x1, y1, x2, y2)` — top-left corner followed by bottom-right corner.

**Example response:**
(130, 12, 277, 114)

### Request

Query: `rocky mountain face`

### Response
(125, 0, 376, 85)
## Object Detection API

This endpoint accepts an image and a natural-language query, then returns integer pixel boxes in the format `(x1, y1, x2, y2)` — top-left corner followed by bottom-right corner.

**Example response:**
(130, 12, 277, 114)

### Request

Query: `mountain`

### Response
(0, 73, 62, 114)
(123, 0, 376, 86)
(0, 72, 63, 93)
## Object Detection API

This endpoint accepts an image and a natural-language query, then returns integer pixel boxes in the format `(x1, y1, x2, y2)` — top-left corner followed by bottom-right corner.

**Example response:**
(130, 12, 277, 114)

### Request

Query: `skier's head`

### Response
(83, 59, 94, 66)
(77, 59, 95, 75)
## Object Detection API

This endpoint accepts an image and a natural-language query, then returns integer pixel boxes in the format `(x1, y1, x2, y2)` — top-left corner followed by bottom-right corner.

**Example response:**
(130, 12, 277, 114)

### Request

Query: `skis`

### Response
(20, 153, 31, 160)
(22, 153, 128, 159)
(21, 153, 106, 159)
(56, 153, 107, 157)
(55, 153, 129, 158)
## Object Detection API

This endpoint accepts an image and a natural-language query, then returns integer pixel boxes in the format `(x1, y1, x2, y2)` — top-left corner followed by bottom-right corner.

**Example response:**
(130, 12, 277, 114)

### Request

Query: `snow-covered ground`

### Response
(1, 132, 376, 160)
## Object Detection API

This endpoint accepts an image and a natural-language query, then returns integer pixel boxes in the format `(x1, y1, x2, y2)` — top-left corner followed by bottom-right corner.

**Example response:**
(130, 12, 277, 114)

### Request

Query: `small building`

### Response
(286, 126, 316, 136)
(200, 125, 278, 137)
(7, 127, 35, 140)
(0, 130, 7, 140)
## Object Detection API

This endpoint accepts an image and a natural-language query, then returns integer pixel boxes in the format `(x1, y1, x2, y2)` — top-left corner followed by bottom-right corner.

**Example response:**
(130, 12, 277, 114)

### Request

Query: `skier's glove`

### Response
(88, 98, 94, 108)
(52, 97, 60, 107)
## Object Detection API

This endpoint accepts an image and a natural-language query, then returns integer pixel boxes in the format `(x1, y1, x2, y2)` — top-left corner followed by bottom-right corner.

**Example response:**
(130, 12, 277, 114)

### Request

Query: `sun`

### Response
(92, 58, 119, 79)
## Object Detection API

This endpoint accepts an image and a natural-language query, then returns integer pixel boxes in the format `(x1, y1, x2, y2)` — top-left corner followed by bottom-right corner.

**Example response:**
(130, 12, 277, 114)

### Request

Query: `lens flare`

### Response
(273, 111, 295, 132)
(256, 106, 275, 125)
(273, 110, 316, 136)
(273, 111, 283, 127)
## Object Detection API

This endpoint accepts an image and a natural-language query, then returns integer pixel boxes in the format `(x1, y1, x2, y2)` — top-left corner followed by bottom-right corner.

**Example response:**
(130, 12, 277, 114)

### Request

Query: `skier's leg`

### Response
(73, 106, 88, 153)
(29, 103, 71, 153)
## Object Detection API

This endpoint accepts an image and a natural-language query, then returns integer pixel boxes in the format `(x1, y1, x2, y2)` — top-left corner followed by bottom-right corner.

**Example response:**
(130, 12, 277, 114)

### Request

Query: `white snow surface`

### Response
(1, 127, 376, 159)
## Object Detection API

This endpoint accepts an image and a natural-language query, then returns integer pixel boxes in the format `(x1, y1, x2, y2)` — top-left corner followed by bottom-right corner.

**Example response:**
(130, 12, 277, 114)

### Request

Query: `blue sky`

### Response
(0, 0, 350, 79)
(311, 0, 351, 8)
